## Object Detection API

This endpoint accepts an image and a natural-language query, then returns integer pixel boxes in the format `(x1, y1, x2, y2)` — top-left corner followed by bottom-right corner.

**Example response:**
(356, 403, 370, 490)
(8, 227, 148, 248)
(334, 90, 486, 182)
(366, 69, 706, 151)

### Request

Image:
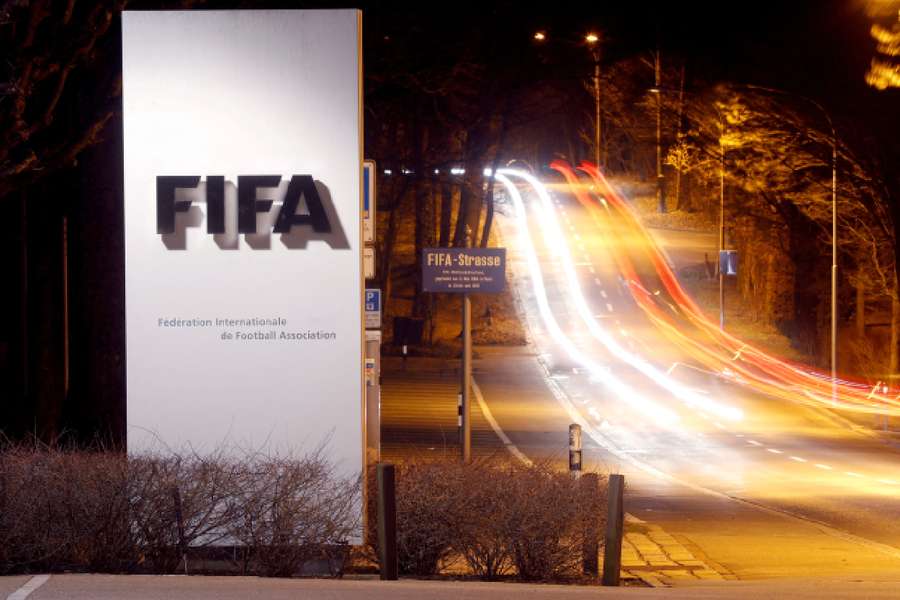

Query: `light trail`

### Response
(494, 172, 680, 426)
(548, 159, 900, 417)
(499, 168, 742, 422)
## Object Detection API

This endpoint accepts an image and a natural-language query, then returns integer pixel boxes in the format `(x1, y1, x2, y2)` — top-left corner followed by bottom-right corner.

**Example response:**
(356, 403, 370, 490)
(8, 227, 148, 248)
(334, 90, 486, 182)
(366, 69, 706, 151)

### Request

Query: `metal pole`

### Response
(63, 216, 69, 399)
(831, 138, 838, 406)
(719, 114, 726, 330)
(594, 59, 601, 168)
(568, 423, 582, 477)
(655, 49, 666, 213)
(376, 463, 398, 580)
(461, 294, 472, 462)
(601, 473, 625, 586)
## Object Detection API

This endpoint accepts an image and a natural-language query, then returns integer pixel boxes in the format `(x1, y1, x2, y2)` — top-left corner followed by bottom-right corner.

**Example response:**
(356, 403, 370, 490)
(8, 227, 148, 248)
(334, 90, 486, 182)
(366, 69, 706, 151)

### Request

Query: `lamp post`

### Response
(732, 84, 838, 401)
(586, 32, 601, 168)
(654, 49, 666, 213)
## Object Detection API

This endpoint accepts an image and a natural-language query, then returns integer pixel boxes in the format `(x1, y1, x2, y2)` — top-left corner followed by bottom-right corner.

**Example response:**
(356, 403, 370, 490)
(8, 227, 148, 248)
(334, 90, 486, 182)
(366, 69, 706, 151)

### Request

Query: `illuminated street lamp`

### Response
(585, 32, 601, 168)
(533, 30, 603, 168)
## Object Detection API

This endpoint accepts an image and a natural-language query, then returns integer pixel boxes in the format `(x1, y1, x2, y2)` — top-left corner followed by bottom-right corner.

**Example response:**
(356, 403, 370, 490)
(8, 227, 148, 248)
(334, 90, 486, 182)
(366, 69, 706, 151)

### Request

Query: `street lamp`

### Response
(585, 33, 601, 169)
(731, 84, 838, 401)
(532, 30, 603, 168)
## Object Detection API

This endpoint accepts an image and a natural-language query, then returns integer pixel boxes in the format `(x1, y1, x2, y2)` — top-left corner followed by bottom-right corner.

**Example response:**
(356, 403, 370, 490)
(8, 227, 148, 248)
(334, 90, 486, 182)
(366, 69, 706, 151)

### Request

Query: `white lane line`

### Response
(472, 379, 533, 466)
(815, 463, 833, 470)
(879, 479, 897, 485)
(789, 456, 807, 463)
(600, 289, 607, 298)
(588, 266, 596, 274)
(606, 303, 614, 312)
(7, 575, 51, 600)
(767, 448, 783, 454)
(747, 439, 763, 446)
(845, 471, 864, 478)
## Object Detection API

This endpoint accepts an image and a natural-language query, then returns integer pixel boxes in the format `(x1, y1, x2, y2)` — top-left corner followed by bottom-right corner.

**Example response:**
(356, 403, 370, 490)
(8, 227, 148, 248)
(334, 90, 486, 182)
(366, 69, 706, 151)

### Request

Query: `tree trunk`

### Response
(380, 179, 409, 317)
(891, 291, 899, 381)
(856, 279, 865, 337)
(674, 63, 686, 211)
(439, 180, 452, 247)
(412, 117, 431, 317)
(479, 113, 509, 248)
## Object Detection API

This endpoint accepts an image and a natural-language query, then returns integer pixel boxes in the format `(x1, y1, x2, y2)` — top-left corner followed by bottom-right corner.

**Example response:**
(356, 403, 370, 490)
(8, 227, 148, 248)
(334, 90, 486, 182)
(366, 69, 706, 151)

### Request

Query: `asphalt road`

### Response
(482, 173, 900, 579)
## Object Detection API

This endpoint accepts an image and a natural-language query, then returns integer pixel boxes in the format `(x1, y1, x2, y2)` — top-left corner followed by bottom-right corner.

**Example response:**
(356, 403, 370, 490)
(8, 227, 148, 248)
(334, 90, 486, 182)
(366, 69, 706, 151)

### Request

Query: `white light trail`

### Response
(499, 169, 743, 423)
(494, 172, 680, 426)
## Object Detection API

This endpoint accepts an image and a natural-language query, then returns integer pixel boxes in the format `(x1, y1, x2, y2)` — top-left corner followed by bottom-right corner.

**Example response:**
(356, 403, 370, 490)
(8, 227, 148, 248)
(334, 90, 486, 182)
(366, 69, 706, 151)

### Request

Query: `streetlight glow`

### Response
(533, 31, 546, 41)
(585, 32, 599, 44)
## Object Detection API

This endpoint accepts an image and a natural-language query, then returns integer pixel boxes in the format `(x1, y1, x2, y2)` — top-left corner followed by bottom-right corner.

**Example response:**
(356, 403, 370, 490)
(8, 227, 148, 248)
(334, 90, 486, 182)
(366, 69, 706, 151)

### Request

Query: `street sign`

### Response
(422, 248, 506, 293)
(365, 288, 381, 329)
(719, 249, 738, 276)
(363, 160, 376, 244)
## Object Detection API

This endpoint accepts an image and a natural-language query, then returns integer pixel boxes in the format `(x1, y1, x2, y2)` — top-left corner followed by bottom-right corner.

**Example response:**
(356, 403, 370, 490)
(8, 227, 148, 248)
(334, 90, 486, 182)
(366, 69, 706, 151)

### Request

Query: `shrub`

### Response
(227, 451, 359, 577)
(388, 457, 607, 582)
(0, 443, 358, 576)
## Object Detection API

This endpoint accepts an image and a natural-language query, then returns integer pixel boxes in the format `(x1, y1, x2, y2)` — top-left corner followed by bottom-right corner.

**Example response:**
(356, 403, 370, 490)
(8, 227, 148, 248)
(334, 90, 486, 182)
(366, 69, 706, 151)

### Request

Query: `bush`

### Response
(0, 442, 358, 576)
(389, 458, 607, 582)
(228, 451, 358, 577)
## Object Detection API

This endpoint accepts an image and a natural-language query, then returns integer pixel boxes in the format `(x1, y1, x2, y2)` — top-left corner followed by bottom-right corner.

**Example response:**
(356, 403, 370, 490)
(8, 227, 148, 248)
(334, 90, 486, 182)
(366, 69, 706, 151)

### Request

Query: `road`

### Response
(478, 166, 900, 579)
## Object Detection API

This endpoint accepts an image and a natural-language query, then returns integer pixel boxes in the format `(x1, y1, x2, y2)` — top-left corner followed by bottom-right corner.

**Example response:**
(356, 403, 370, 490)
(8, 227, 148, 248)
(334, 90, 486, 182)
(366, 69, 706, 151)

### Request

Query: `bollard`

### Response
(602, 473, 625, 586)
(568, 423, 582, 478)
(376, 463, 398, 580)
(581, 473, 600, 577)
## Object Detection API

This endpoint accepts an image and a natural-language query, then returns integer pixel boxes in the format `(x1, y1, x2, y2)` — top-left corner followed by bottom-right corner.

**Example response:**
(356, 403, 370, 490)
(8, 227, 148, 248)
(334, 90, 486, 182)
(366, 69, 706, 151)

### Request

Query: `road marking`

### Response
(790, 456, 807, 463)
(878, 479, 897, 485)
(471, 379, 533, 466)
(747, 439, 763, 446)
(766, 448, 783, 454)
(606, 303, 614, 312)
(7, 575, 51, 600)
(600, 289, 607, 297)
(588, 265, 596, 274)
(845, 471, 863, 478)
(815, 463, 833, 470)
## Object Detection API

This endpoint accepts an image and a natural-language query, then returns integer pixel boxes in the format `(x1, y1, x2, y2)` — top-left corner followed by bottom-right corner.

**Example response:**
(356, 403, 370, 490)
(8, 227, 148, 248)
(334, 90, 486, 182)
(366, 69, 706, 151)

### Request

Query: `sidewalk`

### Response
(5, 573, 900, 599)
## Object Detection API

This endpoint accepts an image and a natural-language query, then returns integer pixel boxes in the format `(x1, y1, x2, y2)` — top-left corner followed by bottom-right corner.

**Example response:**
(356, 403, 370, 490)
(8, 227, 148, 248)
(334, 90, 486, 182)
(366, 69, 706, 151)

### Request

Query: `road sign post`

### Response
(422, 248, 505, 462)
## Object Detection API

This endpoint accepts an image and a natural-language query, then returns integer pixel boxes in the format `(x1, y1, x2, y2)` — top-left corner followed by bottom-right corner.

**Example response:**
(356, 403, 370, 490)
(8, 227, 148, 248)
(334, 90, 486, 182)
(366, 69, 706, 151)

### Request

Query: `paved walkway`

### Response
(5, 573, 900, 599)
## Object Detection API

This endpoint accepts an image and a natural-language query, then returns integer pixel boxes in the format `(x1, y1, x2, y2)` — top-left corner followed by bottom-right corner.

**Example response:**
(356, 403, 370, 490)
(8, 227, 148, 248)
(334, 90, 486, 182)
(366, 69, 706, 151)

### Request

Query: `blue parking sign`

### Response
(365, 288, 381, 328)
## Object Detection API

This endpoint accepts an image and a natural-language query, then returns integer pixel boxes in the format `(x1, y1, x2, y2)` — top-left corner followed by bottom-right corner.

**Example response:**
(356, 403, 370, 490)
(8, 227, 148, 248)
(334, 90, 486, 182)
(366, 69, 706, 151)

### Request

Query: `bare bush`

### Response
(392, 460, 467, 575)
(0, 444, 359, 577)
(227, 451, 359, 577)
(389, 457, 607, 582)
(0, 445, 133, 573)
(129, 450, 247, 573)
